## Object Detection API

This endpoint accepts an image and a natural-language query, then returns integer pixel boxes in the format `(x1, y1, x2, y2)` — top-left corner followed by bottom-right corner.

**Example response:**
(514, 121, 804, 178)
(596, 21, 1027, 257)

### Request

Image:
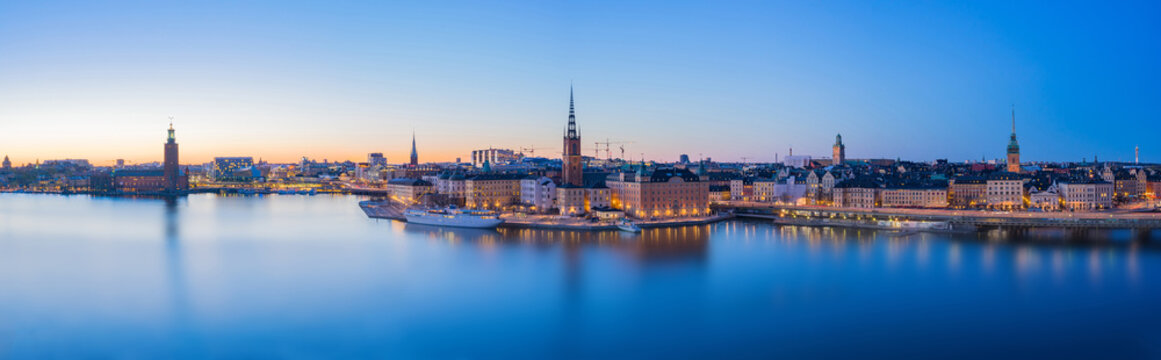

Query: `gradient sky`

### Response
(1, 1, 1159, 166)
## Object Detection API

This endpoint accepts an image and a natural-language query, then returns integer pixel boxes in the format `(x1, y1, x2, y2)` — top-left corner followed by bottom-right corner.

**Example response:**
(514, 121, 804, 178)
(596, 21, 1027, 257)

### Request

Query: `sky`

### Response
(1, 1, 1159, 166)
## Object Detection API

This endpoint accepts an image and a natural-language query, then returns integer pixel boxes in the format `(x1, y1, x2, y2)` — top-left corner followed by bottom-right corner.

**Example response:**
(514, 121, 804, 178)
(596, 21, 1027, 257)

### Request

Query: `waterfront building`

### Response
(833, 134, 846, 165)
(562, 87, 583, 187)
(949, 176, 987, 208)
(1148, 174, 1161, 199)
(986, 172, 1025, 210)
(728, 177, 754, 202)
(1007, 108, 1021, 173)
(1028, 183, 1061, 211)
(753, 176, 807, 204)
(709, 185, 731, 203)
(386, 178, 433, 205)
(606, 167, 709, 219)
(555, 173, 612, 216)
(519, 176, 556, 213)
(213, 157, 256, 181)
(163, 121, 181, 192)
(464, 173, 524, 209)
(409, 132, 419, 167)
(472, 148, 520, 168)
(106, 123, 190, 194)
(1059, 179, 1113, 210)
(881, 183, 948, 208)
(832, 177, 880, 208)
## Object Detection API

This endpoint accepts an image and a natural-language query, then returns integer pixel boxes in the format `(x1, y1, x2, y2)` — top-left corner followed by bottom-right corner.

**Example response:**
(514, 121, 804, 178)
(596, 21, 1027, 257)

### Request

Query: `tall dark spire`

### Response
(566, 84, 578, 139)
(1011, 105, 1016, 134)
(410, 131, 418, 166)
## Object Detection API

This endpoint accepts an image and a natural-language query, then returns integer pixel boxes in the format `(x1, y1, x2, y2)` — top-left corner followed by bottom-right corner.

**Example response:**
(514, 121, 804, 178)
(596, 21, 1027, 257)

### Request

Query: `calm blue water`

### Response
(1, 194, 1159, 359)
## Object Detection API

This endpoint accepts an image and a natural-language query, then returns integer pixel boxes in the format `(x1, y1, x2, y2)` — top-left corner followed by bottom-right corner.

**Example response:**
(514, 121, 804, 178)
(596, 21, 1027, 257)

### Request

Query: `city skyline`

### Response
(2, 1, 1160, 165)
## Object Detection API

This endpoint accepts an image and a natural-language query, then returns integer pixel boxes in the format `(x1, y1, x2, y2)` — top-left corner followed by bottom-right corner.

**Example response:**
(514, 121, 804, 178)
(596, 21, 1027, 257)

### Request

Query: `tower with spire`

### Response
(562, 85, 583, 187)
(163, 117, 183, 192)
(1006, 107, 1021, 173)
(409, 132, 418, 167)
(832, 133, 845, 166)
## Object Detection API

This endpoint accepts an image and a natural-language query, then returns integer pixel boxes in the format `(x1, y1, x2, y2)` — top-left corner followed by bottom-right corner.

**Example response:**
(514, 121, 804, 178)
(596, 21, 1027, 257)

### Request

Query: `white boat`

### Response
(404, 206, 504, 229)
(616, 219, 642, 233)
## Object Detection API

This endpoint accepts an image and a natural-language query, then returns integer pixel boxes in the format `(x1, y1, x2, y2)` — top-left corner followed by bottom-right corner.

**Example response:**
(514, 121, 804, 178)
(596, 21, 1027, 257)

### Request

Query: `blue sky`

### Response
(0, 1, 1158, 164)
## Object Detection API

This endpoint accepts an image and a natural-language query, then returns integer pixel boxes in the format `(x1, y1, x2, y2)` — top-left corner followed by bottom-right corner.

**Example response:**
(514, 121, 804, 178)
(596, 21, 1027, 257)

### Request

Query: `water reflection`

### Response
(1, 194, 1159, 359)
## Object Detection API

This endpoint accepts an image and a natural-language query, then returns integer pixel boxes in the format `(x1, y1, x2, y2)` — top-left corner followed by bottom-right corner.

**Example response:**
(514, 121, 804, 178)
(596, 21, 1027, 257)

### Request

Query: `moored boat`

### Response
(616, 219, 642, 233)
(404, 206, 504, 229)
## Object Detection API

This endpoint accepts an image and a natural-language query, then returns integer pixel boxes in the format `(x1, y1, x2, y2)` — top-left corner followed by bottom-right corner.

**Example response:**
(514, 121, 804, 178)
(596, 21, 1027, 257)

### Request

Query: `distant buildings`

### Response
(368, 153, 387, 167)
(213, 157, 256, 181)
(471, 148, 520, 168)
(2, 156, 10, 169)
(102, 122, 189, 194)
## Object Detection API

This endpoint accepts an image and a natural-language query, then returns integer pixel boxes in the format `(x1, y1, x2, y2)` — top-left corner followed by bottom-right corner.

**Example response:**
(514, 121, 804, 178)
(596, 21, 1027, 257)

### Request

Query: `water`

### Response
(1, 194, 1159, 359)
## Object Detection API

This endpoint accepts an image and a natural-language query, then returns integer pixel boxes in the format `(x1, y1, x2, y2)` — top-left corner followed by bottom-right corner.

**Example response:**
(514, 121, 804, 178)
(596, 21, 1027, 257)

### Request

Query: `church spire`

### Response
(1011, 105, 1016, 134)
(566, 84, 578, 139)
(409, 131, 418, 166)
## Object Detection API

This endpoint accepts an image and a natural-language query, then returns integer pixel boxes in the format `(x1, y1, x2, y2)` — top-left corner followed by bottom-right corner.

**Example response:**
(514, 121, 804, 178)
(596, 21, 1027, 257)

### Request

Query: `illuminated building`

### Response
(833, 134, 846, 165)
(386, 178, 433, 205)
(163, 121, 181, 192)
(368, 153, 387, 167)
(949, 176, 986, 208)
(832, 177, 880, 208)
(1007, 108, 1021, 173)
(1028, 183, 1061, 211)
(213, 157, 256, 181)
(107, 122, 189, 194)
(986, 172, 1025, 210)
(519, 176, 556, 213)
(562, 86, 583, 187)
(881, 183, 948, 208)
(1059, 179, 1113, 210)
(605, 167, 709, 219)
(465, 173, 524, 209)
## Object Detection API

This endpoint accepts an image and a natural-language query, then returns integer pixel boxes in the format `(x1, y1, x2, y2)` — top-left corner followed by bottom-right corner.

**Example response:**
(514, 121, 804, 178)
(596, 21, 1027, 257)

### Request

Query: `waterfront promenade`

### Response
(721, 201, 1161, 230)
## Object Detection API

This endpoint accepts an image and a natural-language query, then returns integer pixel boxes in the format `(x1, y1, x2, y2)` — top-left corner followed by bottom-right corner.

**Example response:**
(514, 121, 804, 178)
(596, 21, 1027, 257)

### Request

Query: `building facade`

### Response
(986, 172, 1025, 210)
(606, 167, 709, 219)
(386, 178, 433, 205)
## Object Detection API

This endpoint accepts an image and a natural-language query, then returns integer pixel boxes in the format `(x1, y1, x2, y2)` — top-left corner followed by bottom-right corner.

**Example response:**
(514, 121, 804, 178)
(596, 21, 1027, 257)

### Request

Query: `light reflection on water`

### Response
(1, 193, 1160, 359)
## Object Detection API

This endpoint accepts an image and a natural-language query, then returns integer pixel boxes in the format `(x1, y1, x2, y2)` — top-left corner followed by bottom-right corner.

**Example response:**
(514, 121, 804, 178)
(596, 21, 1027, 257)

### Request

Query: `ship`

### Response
(403, 206, 504, 229)
(616, 218, 642, 233)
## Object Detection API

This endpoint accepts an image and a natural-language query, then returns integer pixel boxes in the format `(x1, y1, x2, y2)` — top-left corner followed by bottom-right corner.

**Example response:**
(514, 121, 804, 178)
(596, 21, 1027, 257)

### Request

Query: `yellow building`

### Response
(386, 178, 433, 205)
(606, 167, 709, 219)
(465, 174, 524, 209)
(881, 185, 948, 208)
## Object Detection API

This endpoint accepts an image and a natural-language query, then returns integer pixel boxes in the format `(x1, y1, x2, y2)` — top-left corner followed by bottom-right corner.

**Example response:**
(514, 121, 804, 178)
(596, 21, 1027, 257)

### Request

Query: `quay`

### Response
(720, 202, 1161, 231)
(358, 199, 734, 231)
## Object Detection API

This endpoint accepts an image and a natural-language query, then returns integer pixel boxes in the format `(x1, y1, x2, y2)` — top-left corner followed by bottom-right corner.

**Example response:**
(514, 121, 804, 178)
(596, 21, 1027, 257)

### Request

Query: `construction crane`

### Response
(519, 145, 549, 158)
(594, 139, 635, 160)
